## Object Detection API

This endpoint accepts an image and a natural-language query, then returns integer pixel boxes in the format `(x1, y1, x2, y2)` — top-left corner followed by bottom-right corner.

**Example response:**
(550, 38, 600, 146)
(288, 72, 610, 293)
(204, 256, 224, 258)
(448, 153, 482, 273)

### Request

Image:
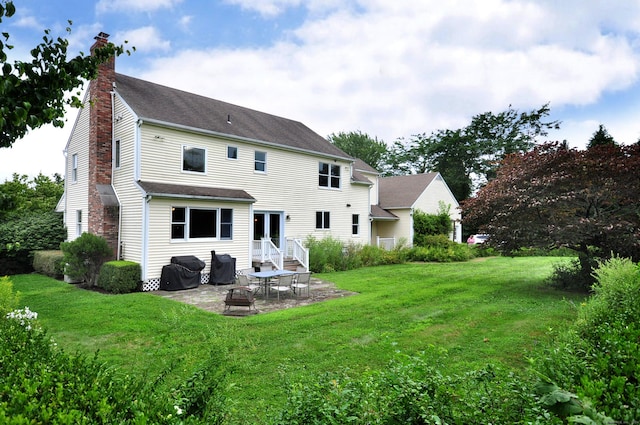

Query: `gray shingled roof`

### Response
(137, 181, 255, 202)
(370, 204, 398, 220)
(115, 74, 350, 160)
(378, 173, 439, 209)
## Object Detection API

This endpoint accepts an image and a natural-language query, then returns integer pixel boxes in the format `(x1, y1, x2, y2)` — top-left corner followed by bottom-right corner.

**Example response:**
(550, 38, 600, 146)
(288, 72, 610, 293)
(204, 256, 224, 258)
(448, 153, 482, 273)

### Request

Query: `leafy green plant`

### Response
(97, 260, 141, 293)
(32, 250, 64, 278)
(413, 203, 453, 246)
(60, 233, 112, 287)
(0, 276, 20, 316)
(0, 211, 66, 275)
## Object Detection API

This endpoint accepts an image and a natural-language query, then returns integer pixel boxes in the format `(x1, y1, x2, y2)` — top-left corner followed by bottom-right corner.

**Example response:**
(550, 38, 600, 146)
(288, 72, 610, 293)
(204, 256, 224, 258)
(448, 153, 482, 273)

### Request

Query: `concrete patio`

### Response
(151, 276, 356, 316)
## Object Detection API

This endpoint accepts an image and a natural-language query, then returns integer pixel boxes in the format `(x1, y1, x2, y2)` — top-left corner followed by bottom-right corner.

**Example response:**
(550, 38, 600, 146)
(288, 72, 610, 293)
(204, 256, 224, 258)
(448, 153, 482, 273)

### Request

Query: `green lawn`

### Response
(11, 257, 585, 423)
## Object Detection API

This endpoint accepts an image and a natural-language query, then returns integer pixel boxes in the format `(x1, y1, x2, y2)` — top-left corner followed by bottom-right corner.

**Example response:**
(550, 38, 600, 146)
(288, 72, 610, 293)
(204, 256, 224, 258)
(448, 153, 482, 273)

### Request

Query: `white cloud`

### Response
(137, 1, 640, 144)
(96, 0, 184, 14)
(7, 1, 640, 180)
(114, 27, 171, 52)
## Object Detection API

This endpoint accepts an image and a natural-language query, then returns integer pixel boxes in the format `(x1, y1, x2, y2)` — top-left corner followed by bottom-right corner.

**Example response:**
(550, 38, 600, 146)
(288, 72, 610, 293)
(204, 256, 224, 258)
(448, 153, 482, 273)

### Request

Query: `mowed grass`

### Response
(11, 257, 585, 423)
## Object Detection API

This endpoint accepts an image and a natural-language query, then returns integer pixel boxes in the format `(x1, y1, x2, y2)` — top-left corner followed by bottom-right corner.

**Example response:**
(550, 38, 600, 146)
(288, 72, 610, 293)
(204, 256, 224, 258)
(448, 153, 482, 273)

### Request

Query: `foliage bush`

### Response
(97, 261, 141, 294)
(0, 211, 66, 275)
(0, 276, 20, 316)
(32, 250, 65, 278)
(0, 280, 229, 424)
(272, 348, 557, 424)
(60, 233, 112, 287)
(546, 255, 597, 292)
(407, 237, 473, 262)
(535, 257, 640, 423)
(413, 204, 453, 247)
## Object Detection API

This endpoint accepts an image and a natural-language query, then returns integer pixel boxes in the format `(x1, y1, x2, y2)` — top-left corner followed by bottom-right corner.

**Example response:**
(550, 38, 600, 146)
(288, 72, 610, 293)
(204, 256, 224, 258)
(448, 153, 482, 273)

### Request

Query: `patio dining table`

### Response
(248, 270, 297, 299)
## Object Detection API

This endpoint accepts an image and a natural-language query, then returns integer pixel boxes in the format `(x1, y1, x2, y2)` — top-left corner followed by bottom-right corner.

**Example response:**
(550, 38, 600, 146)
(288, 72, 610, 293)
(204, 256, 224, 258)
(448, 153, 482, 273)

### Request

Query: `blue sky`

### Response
(1, 0, 640, 181)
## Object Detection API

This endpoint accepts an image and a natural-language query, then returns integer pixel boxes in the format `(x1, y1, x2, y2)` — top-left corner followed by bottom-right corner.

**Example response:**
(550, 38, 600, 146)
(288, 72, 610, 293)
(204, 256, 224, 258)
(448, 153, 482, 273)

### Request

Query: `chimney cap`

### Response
(95, 32, 110, 41)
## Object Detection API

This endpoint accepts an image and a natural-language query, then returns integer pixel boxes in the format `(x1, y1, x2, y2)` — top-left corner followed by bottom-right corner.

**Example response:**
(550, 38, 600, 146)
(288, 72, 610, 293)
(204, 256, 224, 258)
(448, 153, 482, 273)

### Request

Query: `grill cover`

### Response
(160, 264, 201, 291)
(170, 255, 206, 271)
(210, 250, 236, 285)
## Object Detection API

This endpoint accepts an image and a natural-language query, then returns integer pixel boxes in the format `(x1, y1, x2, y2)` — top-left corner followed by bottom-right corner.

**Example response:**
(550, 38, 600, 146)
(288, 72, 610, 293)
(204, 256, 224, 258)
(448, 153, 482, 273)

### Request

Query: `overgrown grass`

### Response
(12, 257, 584, 423)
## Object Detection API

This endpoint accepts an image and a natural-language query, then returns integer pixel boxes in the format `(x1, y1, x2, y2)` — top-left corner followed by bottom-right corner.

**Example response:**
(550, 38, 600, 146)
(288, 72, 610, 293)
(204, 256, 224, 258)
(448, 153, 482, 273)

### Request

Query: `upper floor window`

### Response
(227, 146, 238, 160)
(255, 151, 266, 172)
(183, 146, 206, 173)
(316, 211, 330, 229)
(319, 162, 340, 189)
(171, 207, 233, 240)
(352, 214, 359, 235)
(71, 153, 78, 183)
(114, 139, 121, 168)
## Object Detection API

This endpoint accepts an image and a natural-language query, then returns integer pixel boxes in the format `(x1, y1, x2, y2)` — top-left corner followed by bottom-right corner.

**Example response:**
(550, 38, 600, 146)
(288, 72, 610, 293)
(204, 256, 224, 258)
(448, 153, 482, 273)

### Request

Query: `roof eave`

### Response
(139, 117, 353, 162)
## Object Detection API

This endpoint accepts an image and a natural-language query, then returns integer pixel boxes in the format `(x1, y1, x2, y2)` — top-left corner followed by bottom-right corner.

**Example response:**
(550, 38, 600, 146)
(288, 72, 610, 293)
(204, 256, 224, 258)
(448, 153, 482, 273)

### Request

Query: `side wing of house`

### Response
(412, 173, 462, 242)
(62, 92, 91, 241)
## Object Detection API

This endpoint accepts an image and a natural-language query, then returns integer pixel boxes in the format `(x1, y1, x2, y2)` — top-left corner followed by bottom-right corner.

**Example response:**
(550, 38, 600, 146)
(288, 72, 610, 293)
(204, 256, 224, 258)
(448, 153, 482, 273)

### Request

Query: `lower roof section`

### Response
(137, 181, 256, 203)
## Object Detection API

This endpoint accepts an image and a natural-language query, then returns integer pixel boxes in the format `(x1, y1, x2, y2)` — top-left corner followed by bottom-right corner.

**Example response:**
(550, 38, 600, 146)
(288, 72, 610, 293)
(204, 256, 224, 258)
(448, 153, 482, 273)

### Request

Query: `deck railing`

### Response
(251, 238, 310, 271)
(285, 237, 309, 270)
(251, 239, 283, 270)
(377, 236, 396, 250)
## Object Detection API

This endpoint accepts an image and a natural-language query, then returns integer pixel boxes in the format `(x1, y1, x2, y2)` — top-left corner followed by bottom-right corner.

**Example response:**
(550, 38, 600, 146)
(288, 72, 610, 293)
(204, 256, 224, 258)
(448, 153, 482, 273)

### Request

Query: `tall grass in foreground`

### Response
(11, 257, 586, 423)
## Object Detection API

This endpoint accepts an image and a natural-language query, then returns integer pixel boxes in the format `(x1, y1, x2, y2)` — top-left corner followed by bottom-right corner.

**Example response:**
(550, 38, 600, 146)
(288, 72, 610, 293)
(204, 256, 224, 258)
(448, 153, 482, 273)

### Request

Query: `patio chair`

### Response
(236, 273, 261, 295)
(291, 272, 311, 299)
(269, 273, 293, 301)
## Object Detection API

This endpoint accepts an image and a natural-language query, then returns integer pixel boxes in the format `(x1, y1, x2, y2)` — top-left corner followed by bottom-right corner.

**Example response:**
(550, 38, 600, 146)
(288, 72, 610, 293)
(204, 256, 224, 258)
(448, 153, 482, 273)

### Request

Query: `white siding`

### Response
(413, 175, 461, 220)
(63, 94, 91, 240)
(112, 95, 144, 263)
(137, 124, 370, 245)
(145, 198, 251, 281)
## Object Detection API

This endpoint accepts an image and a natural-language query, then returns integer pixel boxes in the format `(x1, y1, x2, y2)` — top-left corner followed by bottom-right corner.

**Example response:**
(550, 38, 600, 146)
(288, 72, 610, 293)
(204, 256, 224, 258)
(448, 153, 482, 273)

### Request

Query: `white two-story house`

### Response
(61, 33, 372, 290)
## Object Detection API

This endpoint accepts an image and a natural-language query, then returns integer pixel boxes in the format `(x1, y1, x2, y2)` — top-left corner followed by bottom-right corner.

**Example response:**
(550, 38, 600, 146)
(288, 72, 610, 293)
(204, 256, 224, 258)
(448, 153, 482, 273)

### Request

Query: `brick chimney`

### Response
(87, 32, 119, 257)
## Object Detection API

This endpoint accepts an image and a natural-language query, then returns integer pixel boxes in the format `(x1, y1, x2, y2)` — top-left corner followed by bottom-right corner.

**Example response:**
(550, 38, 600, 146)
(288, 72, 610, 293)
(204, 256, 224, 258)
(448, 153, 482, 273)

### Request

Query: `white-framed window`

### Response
(352, 214, 359, 235)
(114, 139, 121, 168)
(254, 151, 266, 172)
(319, 162, 340, 189)
(182, 146, 206, 173)
(315, 211, 330, 229)
(76, 210, 82, 236)
(171, 207, 233, 240)
(227, 145, 238, 160)
(71, 153, 78, 183)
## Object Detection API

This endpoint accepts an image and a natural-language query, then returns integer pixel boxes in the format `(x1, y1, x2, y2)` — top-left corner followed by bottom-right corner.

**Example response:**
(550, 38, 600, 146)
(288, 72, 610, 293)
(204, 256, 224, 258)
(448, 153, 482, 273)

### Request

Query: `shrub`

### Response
(0, 281, 230, 423)
(97, 261, 141, 294)
(273, 349, 556, 424)
(0, 211, 66, 275)
(60, 233, 112, 287)
(407, 241, 473, 263)
(535, 257, 640, 422)
(0, 276, 20, 316)
(546, 256, 596, 292)
(413, 203, 453, 246)
(32, 250, 64, 278)
(305, 235, 351, 273)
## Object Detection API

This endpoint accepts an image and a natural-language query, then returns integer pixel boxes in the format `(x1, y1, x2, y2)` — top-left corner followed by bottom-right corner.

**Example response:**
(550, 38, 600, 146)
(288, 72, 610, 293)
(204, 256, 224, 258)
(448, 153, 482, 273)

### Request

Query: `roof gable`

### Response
(378, 173, 439, 209)
(114, 73, 350, 159)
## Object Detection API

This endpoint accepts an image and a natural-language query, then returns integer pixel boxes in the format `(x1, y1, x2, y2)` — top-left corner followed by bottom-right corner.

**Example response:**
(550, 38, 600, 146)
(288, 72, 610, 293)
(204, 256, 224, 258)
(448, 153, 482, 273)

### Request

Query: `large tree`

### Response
(461, 142, 640, 264)
(327, 130, 387, 170)
(0, 1, 132, 148)
(587, 124, 617, 149)
(0, 173, 64, 221)
(384, 104, 560, 201)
